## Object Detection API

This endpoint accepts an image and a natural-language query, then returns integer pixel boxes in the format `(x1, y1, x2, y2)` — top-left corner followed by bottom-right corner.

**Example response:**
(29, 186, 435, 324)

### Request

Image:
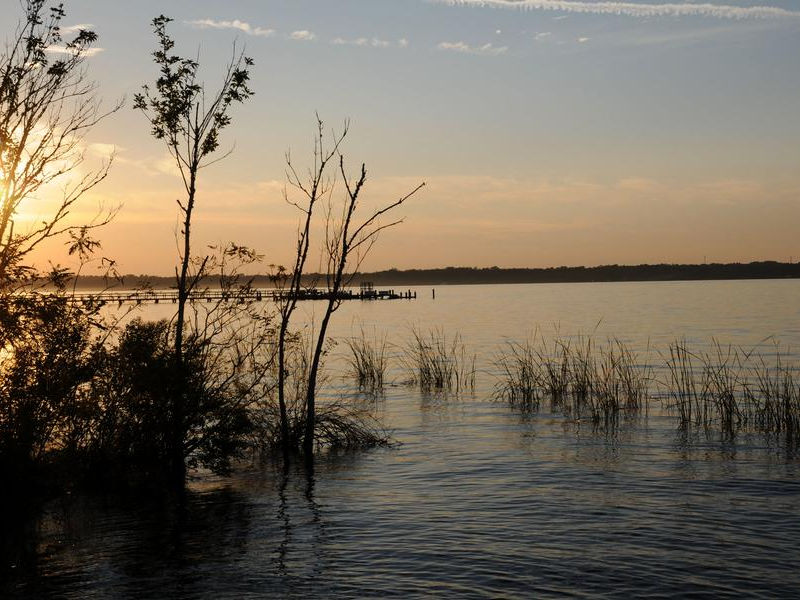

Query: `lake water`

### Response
(4, 280, 800, 598)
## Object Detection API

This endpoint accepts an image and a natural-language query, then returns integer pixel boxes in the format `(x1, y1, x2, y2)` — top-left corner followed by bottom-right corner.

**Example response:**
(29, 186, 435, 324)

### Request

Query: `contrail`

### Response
(432, 1, 800, 20)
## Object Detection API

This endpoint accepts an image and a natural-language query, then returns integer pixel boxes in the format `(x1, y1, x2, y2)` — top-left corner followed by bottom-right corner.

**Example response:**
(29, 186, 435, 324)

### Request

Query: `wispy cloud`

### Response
(290, 30, 316, 41)
(438, 41, 508, 55)
(87, 143, 119, 160)
(534, 31, 552, 40)
(61, 23, 93, 34)
(45, 45, 104, 57)
(332, 36, 407, 48)
(432, 1, 800, 20)
(187, 19, 274, 37)
(610, 23, 751, 46)
(578, 36, 590, 42)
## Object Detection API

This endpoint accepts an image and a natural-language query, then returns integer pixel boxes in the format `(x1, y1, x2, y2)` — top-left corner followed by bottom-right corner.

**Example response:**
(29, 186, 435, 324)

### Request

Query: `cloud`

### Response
(60, 23, 93, 34)
(578, 36, 590, 42)
(438, 41, 508, 55)
(87, 143, 118, 160)
(534, 31, 552, 40)
(45, 45, 104, 57)
(187, 19, 274, 37)
(290, 30, 316, 41)
(432, 1, 800, 20)
(332, 36, 407, 48)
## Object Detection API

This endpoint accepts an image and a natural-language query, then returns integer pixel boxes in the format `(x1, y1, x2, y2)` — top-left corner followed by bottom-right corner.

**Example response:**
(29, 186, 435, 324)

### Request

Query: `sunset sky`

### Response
(3, 0, 800, 274)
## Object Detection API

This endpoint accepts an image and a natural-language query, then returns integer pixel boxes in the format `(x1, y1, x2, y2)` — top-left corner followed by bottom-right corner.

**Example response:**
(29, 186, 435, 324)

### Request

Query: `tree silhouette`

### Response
(134, 15, 254, 480)
(0, 0, 117, 339)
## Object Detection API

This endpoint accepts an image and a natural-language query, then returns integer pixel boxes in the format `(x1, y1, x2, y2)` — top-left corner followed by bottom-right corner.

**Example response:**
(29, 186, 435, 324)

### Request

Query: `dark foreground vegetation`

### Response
(0, 1, 420, 500)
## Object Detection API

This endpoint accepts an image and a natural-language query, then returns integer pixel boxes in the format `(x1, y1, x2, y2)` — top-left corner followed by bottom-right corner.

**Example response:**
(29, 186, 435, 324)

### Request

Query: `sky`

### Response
(3, 0, 800, 274)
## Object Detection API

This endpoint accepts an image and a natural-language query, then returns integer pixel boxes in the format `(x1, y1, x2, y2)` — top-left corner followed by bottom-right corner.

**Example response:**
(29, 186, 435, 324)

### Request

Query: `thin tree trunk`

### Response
(277, 319, 290, 457)
(303, 296, 337, 456)
(171, 163, 197, 484)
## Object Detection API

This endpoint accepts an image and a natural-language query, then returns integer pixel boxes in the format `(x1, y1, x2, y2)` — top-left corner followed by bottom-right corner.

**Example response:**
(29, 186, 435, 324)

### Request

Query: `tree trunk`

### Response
(171, 165, 197, 483)
(303, 297, 336, 456)
(277, 319, 290, 457)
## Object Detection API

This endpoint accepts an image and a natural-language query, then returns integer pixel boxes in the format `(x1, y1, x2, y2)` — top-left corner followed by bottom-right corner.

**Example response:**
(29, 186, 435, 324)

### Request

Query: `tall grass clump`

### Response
(592, 340, 650, 412)
(538, 337, 572, 402)
(662, 340, 800, 440)
(663, 340, 746, 434)
(402, 327, 475, 391)
(493, 334, 652, 424)
(344, 328, 388, 391)
(565, 336, 651, 423)
(749, 351, 800, 437)
(493, 340, 543, 408)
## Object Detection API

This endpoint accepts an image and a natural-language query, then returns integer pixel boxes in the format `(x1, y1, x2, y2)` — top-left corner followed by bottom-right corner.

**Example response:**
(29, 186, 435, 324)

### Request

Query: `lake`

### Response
(3, 280, 800, 598)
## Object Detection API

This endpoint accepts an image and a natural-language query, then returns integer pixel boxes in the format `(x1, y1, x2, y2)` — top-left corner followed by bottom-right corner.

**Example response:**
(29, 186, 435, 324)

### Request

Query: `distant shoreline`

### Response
(69, 261, 800, 290)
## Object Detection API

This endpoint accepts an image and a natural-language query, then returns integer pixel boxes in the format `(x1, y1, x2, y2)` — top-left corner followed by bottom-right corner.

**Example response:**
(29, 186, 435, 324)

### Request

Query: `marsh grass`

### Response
(662, 340, 800, 439)
(749, 353, 800, 436)
(344, 328, 388, 391)
(314, 401, 392, 449)
(493, 334, 652, 424)
(402, 327, 476, 391)
(493, 339, 543, 408)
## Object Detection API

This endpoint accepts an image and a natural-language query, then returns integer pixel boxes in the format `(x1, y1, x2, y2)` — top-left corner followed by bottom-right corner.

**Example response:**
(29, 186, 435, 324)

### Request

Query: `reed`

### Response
(314, 401, 392, 449)
(493, 334, 652, 423)
(661, 340, 800, 439)
(344, 328, 388, 390)
(748, 351, 800, 436)
(492, 339, 543, 408)
(402, 327, 475, 391)
(569, 336, 595, 406)
(539, 338, 572, 402)
(569, 337, 651, 423)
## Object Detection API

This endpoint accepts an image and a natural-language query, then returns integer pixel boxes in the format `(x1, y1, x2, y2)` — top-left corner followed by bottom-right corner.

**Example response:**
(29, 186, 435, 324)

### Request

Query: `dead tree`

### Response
(278, 118, 424, 457)
(302, 152, 424, 455)
(273, 116, 345, 456)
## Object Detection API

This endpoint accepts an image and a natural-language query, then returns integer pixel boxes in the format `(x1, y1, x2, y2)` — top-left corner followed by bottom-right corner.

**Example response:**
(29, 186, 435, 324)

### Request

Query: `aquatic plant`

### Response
(493, 334, 652, 424)
(493, 339, 543, 408)
(538, 337, 572, 402)
(662, 340, 800, 440)
(402, 327, 476, 391)
(344, 328, 388, 390)
(748, 351, 800, 436)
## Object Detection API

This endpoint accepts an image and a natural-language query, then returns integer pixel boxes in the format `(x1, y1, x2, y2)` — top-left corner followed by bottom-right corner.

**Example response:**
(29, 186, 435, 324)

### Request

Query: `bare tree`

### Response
(272, 116, 346, 456)
(277, 118, 424, 457)
(0, 0, 121, 483)
(0, 0, 116, 298)
(133, 15, 254, 480)
(303, 148, 423, 455)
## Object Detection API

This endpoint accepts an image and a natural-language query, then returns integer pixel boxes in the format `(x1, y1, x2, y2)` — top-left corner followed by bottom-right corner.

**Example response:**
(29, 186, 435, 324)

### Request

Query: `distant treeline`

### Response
(73, 261, 800, 289)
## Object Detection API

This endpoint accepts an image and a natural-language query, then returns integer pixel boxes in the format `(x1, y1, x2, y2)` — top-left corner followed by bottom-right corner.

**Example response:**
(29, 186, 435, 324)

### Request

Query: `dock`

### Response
(69, 285, 417, 307)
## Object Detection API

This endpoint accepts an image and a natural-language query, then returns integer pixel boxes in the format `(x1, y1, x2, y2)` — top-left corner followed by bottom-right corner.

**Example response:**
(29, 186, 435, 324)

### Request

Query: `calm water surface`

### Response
(3, 280, 800, 598)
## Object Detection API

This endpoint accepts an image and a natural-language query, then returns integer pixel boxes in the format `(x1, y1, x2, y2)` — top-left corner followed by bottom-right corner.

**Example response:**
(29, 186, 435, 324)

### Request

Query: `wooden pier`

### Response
(69, 286, 417, 307)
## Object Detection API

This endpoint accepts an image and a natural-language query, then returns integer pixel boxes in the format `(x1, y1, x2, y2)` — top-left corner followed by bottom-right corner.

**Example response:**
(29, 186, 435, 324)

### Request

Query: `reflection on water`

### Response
(4, 391, 799, 599)
(3, 280, 800, 597)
